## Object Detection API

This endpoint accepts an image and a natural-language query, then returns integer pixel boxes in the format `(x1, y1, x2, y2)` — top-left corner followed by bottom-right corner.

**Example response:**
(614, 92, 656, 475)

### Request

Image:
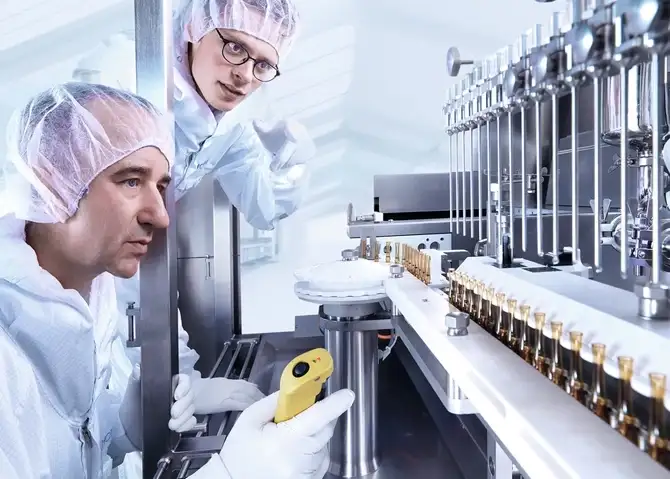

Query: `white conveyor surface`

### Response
(385, 273, 669, 479)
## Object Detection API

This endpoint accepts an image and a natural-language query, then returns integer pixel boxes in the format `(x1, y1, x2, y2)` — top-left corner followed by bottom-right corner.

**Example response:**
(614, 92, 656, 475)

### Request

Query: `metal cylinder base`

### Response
(322, 307, 381, 478)
(636, 282, 670, 320)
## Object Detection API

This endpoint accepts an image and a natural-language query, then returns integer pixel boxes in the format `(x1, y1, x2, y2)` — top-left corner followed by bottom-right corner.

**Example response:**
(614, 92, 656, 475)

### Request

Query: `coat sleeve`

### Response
(193, 121, 305, 231)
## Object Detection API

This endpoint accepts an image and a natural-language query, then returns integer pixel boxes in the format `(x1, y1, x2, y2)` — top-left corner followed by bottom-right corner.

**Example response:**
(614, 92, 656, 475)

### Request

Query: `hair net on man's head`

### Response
(177, 0, 300, 58)
(2, 82, 173, 224)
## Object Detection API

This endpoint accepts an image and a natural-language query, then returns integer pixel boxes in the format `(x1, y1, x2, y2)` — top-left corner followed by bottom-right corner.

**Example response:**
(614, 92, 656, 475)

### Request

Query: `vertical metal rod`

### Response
(551, 93, 559, 257)
(462, 127, 468, 235)
(135, 0, 176, 475)
(478, 126, 483, 239)
(497, 116, 502, 244)
(593, 77, 603, 272)
(455, 125, 461, 235)
(520, 106, 527, 252)
(571, 85, 579, 264)
(487, 121, 492, 242)
(620, 68, 629, 279)
(535, 100, 543, 256)
(508, 111, 514, 255)
(470, 127, 475, 238)
(651, 52, 663, 284)
(448, 116, 453, 233)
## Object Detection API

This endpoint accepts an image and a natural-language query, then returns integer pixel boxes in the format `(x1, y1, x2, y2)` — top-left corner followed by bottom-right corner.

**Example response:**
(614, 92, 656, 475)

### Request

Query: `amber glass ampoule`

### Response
(532, 312, 548, 375)
(463, 278, 474, 313)
(494, 293, 507, 341)
(447, 269, 456, 303)
(480, 287, 492, 330)
(612, 356, 639, 444)
(518, 305, 531, 359)
(587, 343, 610, 422)
(548, 321, 565, 388)
(457, 274, 467, 309)
(505, 299, 518, 350)
(565, 331, 585, 402)
(643, 373, 670, 467)
(472, 281, 482, 321)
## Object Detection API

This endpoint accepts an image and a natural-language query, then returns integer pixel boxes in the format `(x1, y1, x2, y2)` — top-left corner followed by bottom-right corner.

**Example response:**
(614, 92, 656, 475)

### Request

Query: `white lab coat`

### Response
(0, 215, 135, 478)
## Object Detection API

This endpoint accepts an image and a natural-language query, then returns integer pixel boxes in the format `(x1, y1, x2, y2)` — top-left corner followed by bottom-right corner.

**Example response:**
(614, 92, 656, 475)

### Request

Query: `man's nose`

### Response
(138, 188, 170, 229)
(232, 60, 254, 84)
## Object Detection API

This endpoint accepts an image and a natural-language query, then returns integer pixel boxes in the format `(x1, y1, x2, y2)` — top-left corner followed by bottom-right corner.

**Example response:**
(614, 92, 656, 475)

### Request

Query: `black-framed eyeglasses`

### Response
(215, 30, 280, 83)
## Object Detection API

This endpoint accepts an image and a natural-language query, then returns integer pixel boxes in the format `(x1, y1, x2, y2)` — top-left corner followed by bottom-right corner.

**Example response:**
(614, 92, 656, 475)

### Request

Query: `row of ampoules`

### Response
(358, 238, 432, 284)
(448, 269, 670, 468)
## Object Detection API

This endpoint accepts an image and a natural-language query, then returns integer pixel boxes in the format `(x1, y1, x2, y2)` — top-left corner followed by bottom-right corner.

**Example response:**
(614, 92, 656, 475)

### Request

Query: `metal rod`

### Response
(651, 52, 663, 284)
(620, 68, 628, 279)
(535, 100, 542, 256)
(455, 119, 461, 235)
(520, 106, 527, 252)
(551, 92, 559, 257)
(448, 117, 453, 233)
(497, 116, 502, 244)
(593, 76, 603, 272)
(470, 127, 475, 238)
(487, 120, 492, 243)
(478, 125, 483, 239)
(462, 126, 468, 234)
(571, 85, 579, 264)
(508, 111, 514, 255)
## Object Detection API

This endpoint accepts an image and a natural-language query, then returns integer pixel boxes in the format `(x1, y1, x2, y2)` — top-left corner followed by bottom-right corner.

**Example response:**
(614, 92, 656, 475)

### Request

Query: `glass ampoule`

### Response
(447, 268, 456, 303)
(642, 373, 670, 467)
(611, 356, 639, 444)
(565, 331, 585, 402)
(472, 281, 483, 321)
(505, 299, 518, 350)
(587, 343, 611, 422)
(494, 293, 507, 342)
(518, 305, 531, 360)
(484, 288, 495, 333)
(548, 321, 565, 388)
(457, 274, 468, 310)
(532, 312, 548, 375)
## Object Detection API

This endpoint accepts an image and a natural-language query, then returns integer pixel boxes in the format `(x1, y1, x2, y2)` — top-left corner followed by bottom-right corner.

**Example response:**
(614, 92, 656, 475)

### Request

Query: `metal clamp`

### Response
(445, 312, 470, 337)
(126, 302, 141, 348)
(389, 264, 405, 278)
(341, 249, 358, 261)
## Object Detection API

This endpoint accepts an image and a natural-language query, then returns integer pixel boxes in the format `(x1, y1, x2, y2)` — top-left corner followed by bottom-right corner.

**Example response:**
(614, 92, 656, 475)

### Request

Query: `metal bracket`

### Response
(126, 302, 141, 348)
(319, 315, 397, 332)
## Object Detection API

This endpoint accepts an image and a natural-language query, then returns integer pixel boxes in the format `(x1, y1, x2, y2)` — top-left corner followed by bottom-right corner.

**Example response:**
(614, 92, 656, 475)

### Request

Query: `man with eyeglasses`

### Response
(72, 1, 316, 478)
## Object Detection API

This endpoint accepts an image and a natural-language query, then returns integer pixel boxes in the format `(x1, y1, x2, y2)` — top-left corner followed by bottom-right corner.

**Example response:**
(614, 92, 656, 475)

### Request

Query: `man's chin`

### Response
(108, 260, 140, 279)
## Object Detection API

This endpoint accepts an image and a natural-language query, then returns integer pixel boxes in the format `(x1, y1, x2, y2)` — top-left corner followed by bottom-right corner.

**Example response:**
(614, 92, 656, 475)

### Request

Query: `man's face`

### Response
(49, 146, 171, 279)
(189, 21, 280, 112)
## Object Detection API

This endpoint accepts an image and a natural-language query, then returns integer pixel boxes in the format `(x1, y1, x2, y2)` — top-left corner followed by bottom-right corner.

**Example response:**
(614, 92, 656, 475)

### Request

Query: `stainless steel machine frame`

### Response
(443, 0, 670, 316)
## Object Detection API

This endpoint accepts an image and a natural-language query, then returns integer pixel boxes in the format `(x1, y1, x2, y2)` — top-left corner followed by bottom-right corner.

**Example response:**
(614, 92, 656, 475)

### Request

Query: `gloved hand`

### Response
(191, 389, 355, 479)
(119, 365, 197, 449)
(192, 376, 265, 415)
(252, 119, 316, 169)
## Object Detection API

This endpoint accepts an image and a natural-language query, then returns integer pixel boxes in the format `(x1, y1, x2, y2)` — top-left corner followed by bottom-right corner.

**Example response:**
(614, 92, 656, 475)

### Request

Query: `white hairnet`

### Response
(2, 82, 173, 224)
(176, 0, 300, 58)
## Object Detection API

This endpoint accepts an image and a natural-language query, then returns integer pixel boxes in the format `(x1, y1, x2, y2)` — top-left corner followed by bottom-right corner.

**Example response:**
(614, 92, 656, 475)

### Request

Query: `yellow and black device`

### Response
(274, 347, 334, 423)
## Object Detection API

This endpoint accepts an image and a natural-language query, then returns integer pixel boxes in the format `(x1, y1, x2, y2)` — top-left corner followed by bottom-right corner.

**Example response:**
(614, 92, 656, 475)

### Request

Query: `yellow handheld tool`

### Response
(274, 347, 334, 423)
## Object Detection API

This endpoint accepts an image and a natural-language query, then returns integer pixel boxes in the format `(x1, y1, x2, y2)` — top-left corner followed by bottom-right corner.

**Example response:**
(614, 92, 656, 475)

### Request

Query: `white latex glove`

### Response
(191, 388, 355, 479)
(192, 377, 265, 415)
(119, 366, 197, 449)
(252, 119, 316, 169)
